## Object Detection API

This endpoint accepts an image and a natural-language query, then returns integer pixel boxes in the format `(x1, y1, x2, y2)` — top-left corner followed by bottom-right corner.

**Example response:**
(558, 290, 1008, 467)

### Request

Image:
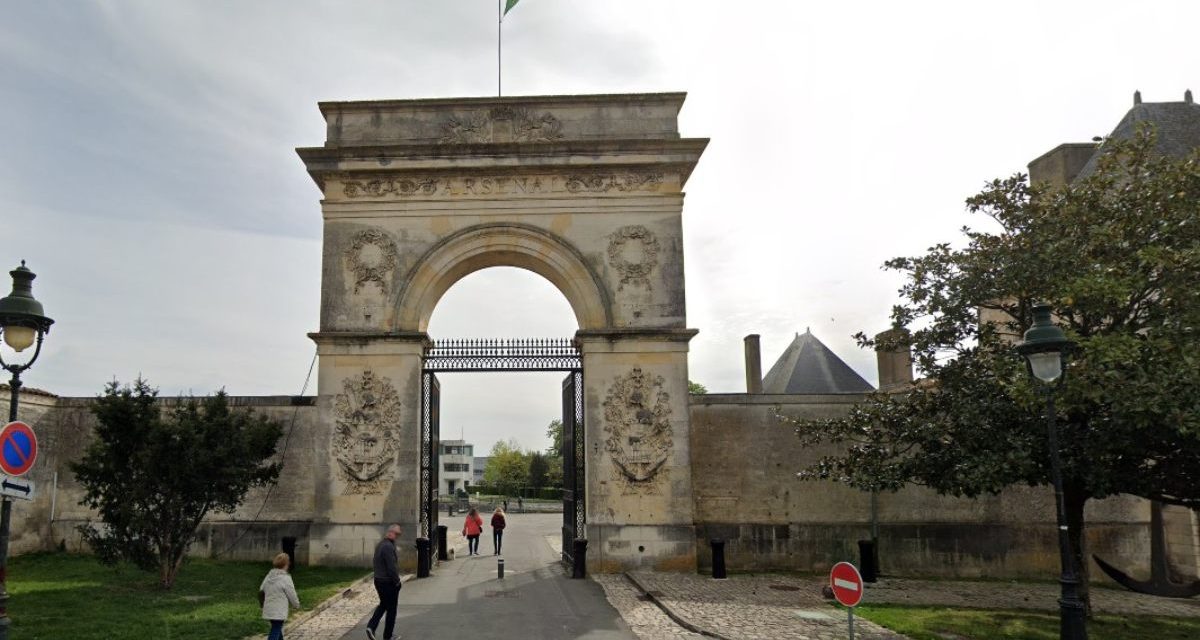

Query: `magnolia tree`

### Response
(790, 127, 1200, 605)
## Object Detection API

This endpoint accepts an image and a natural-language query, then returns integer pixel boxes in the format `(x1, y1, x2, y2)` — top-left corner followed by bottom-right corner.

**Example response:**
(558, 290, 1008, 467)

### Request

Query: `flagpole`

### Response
(498, 0, 502, 96)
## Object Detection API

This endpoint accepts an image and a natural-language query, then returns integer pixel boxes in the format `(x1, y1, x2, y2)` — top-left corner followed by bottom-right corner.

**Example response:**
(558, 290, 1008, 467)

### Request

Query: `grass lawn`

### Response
(853, 604, 1200, 640)
(8, 552, 367, 640)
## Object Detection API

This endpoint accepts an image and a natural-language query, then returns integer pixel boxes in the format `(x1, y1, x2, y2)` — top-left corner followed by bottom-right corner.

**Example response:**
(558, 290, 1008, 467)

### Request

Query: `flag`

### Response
(504, 0, 520, 17)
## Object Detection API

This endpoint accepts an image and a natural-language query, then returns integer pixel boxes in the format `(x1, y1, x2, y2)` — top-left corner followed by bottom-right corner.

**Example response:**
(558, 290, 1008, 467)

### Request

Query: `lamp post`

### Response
(0, 261, 54, 640)
(1015, 303, 1086, 640)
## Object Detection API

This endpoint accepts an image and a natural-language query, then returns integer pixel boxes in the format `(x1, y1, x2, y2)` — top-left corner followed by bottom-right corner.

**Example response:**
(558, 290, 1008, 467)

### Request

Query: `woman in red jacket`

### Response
(462, 508, 484, 556)
(491, 507, 507, 555)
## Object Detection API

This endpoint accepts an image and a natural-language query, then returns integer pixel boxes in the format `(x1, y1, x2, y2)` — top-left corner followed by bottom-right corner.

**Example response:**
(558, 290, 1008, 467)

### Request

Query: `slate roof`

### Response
(761, 329, 874, 394)
(1077, 92, 1200, 178)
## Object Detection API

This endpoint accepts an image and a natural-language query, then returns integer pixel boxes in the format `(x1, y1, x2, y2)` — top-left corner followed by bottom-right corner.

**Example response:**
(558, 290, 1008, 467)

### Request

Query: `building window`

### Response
(443, 463, 469, 473)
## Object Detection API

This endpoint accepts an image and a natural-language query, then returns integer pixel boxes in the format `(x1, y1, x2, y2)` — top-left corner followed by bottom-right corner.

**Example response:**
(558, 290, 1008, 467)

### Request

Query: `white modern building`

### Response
(439, 439, 474, 495)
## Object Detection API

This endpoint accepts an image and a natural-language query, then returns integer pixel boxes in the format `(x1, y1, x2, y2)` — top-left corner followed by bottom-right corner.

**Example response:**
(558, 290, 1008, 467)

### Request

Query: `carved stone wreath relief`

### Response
(607, 225, 660, 290)
(439, 106, 565, 144)
(346, 229, 398, 294)
(602, 367, 673, 491)
(333, 370, 403, 495)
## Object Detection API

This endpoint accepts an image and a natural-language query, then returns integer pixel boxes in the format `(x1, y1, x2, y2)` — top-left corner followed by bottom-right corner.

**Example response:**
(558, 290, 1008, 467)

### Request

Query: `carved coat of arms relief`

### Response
(332, 370, 403, 495)
(602, 367, 673, 491)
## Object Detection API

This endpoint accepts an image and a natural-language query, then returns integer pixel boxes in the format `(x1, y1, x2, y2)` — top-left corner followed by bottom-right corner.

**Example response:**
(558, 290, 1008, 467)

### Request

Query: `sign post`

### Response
(830, 561, 865, 639)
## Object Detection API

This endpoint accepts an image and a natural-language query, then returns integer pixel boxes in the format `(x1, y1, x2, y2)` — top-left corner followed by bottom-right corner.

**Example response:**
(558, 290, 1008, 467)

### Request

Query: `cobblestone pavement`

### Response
(626, 571, 906, 640)
(863, 576, 1200, 617)
(592, 574, 707, 639)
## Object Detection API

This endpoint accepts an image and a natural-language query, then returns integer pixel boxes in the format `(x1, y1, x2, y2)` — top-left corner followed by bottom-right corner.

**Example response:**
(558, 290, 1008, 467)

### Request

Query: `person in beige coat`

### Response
(259, 552, 301, 640)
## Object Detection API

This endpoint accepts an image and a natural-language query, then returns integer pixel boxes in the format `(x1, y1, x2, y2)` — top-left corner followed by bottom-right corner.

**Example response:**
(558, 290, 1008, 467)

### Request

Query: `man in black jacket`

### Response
(366, 524, 402, 640)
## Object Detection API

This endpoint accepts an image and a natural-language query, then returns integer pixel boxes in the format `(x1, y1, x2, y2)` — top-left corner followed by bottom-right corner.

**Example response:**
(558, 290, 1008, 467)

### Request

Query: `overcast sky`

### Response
(2, 1, 1197, 454)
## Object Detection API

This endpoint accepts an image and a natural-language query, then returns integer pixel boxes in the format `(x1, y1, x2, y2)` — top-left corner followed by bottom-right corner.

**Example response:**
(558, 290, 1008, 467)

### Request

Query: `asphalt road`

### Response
(340, 513, 637, 640)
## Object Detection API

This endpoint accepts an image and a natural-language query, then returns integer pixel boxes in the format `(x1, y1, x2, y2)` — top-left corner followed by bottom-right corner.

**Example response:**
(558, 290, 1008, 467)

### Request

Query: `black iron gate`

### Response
(419, 371, 440, 545)
(421, 338, 585, 575)
(561, 370, 585, 570)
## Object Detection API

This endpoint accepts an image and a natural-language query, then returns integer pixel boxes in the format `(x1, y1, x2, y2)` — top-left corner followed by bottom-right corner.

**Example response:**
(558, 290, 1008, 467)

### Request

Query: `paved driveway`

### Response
(338, 513, 637, 640)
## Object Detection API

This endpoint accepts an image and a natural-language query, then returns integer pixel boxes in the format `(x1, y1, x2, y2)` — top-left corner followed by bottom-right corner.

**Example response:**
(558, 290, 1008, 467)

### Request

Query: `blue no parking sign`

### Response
(0, 421, 38, 477)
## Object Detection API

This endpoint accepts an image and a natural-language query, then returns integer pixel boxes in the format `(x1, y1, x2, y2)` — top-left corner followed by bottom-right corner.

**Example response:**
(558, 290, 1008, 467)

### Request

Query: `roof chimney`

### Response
(875, 328, 914, 391)
(1134, 90, 1142, 105)
(744, 334, 763, 394)
(1187, 89, 1194, 104)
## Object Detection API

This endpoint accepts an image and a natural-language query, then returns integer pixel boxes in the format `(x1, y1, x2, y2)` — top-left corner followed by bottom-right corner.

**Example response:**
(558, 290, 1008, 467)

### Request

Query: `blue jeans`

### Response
(267, 619, 284, 640)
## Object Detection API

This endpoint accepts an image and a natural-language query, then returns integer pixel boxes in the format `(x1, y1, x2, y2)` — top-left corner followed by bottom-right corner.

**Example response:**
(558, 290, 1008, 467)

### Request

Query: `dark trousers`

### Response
(368, 579, 400, 639)
(493, 530, 503, 554)
(266, 619, 284, 640)
(467, 534, 480, 554)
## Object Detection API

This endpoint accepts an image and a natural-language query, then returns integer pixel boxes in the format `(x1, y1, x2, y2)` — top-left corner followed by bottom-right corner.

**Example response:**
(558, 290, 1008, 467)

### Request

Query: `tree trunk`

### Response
(1064, 484, 1091, 616)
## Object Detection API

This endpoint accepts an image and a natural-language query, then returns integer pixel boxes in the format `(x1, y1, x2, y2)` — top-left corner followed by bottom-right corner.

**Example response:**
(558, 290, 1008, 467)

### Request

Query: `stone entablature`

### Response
(316, 93, 687, 146)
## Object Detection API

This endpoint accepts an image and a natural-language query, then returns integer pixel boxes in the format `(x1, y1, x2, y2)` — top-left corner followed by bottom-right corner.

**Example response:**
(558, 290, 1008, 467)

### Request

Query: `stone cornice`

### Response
(308, 331, 431, 346)
(575, 328, 699, 343)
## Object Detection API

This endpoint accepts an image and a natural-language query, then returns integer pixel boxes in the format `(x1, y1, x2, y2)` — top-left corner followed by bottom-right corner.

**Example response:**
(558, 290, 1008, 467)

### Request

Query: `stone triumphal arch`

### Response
(297, 93, 707, 572)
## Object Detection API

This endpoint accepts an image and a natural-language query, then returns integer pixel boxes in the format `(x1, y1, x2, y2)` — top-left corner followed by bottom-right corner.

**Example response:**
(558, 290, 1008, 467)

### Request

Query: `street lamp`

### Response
(1015, 303, 1086, 640)
(0, 261, 54, 640)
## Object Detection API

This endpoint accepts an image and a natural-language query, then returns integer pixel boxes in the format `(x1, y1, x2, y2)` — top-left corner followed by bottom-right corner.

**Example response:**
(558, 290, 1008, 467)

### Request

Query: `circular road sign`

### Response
(0, 421, 38, 476)
(829, 561, 864, 607)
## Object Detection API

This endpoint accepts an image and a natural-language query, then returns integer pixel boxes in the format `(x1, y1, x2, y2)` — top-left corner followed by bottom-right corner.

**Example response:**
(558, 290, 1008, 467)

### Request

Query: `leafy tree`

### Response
(545, 419, 563, 457)
(527, 451, 550, 489)
(790, 128, 1200, 606)
(688, 380, 708, 394)
(71, 379, 283, 589)
(545, 455, 564, 488)
(483, 438, 529, 495)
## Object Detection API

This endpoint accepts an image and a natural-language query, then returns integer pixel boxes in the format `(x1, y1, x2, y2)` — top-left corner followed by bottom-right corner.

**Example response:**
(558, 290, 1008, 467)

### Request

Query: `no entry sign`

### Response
(830, 561, 864, 607)
(0, 421, 38, 477)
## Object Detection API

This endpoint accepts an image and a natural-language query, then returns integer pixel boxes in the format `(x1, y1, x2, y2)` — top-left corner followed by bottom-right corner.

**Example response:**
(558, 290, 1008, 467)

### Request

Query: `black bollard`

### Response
(282, 536, 298, 573)
(710, 539, 727, 579)
(416, 537, 432, 578)
(858, 539, 878, 583)
(447, 501, 454, 517)
(436, 525, 448, 561)
(498, 557, 505, 579)
(571, 539, 588, 579)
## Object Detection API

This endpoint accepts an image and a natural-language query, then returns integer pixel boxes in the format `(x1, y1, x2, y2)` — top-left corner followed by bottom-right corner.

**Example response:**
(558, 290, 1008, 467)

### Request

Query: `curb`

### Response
(623, 572, 732, 640)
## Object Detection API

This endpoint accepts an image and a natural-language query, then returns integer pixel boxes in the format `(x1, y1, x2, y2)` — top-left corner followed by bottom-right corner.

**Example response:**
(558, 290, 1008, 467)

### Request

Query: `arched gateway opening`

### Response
(299, 92, 707, 574)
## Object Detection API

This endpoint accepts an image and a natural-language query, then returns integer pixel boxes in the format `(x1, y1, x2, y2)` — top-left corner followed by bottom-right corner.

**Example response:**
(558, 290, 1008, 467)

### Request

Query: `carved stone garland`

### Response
(333, 370, 403, 495)
(439, 106, 565, 144)
(346, 229, 398, 294)
(602, 367, 673, 491)
(607, 225, 660, 290)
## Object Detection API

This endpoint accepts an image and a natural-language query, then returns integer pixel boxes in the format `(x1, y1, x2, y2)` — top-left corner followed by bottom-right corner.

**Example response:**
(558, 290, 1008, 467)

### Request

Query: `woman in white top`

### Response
(259, 552, 301, 640)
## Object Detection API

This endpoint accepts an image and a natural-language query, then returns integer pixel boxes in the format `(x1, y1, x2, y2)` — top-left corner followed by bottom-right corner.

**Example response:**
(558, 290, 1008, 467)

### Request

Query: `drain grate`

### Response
(769, 585, 801, 592)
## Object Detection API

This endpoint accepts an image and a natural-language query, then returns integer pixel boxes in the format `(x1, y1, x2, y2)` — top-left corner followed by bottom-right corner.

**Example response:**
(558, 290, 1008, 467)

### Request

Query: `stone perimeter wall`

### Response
(690, 393, 1199, 584)
(5, 389, 1196, 584)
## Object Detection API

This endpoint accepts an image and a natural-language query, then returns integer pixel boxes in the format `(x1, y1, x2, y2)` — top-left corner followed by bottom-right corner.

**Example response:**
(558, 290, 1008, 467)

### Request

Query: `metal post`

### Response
(1045, 389, 1088, 640)
(415, 537, 432, 578)
(436, 525, 448, 561)
(848, 606, 855, 640)
(0, 371, 20, 640)
(497, 557, 504, 579)
(571, 539, 588, 579)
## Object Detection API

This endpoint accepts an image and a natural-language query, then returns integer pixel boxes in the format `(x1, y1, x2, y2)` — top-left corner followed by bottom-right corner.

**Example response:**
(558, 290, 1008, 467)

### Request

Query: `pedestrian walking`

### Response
(366, 523, 403, 640)
(462, 507, 484, 555)
(503, 497, 509, 512)
(259, 553, 300, 640)
(491, 506, 507, 555)
(517, 496, 523, 513)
